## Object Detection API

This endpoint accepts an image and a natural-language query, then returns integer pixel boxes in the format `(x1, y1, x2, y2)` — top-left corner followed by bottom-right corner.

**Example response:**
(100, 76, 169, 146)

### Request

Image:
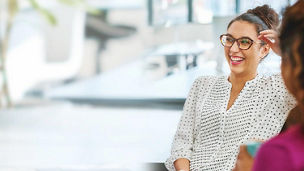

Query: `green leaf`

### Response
(38, 8, 57, 25)
(57, 0, 85, 6)
(28, 0, 57, 25)
(27, 0, 99, 26)
(28, 0, 40, 10)
(57, 0, 100, 15)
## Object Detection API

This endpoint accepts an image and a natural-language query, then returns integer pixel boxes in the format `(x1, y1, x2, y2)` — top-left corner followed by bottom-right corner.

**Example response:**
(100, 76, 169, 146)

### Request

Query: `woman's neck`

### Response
(229, 72, 257, 88)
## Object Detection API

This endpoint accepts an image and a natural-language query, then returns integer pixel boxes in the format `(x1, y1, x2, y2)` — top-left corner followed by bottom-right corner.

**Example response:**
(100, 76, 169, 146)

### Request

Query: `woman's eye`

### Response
(227, 37, 234, 42)
(240, 39, 250, 44)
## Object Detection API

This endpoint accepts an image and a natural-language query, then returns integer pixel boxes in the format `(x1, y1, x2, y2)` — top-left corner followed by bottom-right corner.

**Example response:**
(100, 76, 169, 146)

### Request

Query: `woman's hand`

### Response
(232, 145, 254, 171)
(174, 158, 190, 171)
(258, 29, 281, 56)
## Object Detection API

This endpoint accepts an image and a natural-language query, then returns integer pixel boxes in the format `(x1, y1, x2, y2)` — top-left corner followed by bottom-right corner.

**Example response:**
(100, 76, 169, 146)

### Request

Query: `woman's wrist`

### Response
(174, 158, 190, 171)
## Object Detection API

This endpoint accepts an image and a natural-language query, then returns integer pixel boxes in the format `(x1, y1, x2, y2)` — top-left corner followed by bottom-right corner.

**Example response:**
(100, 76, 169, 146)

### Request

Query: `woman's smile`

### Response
(230, 55, 245, 65)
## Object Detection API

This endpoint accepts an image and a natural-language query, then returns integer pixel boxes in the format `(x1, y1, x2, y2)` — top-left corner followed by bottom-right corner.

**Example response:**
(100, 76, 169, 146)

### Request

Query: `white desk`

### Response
(0, 102, 181, 170)
(44, 58, 223, 104)
(149, 41, 214, 70)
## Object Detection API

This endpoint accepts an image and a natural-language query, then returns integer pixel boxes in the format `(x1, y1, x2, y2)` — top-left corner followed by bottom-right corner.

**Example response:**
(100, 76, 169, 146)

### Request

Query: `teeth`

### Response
(231, 57, 244, 61)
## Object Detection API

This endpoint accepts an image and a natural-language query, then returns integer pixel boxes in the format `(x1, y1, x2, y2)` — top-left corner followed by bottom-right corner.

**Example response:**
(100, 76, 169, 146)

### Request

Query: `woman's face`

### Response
(224, 21, 269, 77)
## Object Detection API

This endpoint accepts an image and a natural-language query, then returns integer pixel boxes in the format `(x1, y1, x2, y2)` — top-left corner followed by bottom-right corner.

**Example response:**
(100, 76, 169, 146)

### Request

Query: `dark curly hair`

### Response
(280, 0, 304, 129)
(228, 5, 279, 34)
(280, 0, 304, 88)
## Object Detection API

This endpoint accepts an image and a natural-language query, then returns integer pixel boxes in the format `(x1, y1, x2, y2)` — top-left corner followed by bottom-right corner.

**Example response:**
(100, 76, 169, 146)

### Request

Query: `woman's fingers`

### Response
(258, 29, 282, 56)
(260, 30, 279, 41)
(234, 145, 254, 171)
(259, 29, 278, 36)
(259, 35, 276, 44)
(258, 35, 274, 44)
(258, 33, 277, 42)
(238, 145, 251, 158)
(259, 29, 278, 39)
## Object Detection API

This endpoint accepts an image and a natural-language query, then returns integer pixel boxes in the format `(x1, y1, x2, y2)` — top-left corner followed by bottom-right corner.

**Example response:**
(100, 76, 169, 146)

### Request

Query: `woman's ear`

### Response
(260, 44, 271, 60)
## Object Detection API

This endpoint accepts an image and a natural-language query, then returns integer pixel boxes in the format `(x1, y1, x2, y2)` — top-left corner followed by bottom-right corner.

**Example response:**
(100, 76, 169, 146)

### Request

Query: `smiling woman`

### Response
(165, 4, 296, 171)
(223, 5, 278, 81)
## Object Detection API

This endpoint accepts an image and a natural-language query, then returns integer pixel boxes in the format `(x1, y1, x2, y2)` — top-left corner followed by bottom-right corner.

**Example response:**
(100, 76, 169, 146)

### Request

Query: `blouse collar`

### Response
(225, 74, 261, 87)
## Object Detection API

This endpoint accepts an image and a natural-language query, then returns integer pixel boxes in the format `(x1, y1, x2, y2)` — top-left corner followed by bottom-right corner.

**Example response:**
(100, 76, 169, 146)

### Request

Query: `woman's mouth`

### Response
(230, 56, 245, 65)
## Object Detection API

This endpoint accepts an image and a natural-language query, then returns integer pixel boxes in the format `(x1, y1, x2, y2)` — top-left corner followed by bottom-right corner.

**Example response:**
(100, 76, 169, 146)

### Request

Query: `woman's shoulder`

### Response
(195, 75, 220, 81)
(257, 73, 282, 83)
(256, 73, 286, 90)
(189, 76, 223, 95)
(195, 75, 226, 83)
(193, 75, 224, 87)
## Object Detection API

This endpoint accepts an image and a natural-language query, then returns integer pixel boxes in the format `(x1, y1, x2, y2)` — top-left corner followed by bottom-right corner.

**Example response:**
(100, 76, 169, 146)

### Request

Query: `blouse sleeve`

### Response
(253, 142, 294, 171)
(271, 73, 296, 110)
(165, 76, 212, 171)
(250, 74, 297, 140)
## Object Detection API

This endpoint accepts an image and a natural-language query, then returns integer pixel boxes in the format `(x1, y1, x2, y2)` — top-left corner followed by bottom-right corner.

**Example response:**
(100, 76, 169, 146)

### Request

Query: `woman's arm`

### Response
(232, 145, 254, 171)
(165, 76, 212, 171)
(165, 79, 200, 170)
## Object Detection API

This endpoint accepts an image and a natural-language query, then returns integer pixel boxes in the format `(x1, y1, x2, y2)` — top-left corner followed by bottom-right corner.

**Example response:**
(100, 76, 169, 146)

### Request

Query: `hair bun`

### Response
(247, 5, 279, 30)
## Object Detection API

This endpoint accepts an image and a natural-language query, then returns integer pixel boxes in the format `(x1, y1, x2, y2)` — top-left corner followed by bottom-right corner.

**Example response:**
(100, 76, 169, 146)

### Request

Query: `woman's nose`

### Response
(230, 41, 240, 52)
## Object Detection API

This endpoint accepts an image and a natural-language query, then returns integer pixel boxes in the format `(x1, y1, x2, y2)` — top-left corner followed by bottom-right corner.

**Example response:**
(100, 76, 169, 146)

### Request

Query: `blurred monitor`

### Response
(147, 0, 237, 27)
(148, 0, 189, 27)
(147, 0, 294, 27)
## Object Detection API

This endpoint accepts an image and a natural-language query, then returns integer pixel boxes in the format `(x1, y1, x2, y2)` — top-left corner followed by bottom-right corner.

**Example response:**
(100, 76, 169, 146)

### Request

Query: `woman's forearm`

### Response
(174, 158, 190, 171)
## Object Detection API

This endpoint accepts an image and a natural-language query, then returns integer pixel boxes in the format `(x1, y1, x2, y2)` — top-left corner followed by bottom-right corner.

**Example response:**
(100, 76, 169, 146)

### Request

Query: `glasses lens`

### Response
(221, 35, 234, 47)
(238, 38, 253, 50)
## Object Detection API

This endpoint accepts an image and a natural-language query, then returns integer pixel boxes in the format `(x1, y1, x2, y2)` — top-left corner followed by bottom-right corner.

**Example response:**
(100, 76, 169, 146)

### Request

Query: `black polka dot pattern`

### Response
(165, 74, 296, 171)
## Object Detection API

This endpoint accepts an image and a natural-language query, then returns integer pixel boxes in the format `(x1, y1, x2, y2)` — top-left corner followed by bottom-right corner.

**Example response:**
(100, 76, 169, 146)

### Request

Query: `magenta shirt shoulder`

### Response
(253, 125, 304, 171)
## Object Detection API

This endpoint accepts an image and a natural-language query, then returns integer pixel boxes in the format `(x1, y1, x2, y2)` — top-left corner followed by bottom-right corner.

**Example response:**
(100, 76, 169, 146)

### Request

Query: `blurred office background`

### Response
(0, 0, 297, 170)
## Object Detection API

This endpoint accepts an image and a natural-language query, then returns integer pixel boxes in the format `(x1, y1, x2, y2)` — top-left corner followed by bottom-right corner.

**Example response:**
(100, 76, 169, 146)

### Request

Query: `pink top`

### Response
(253, 125, 304, 171)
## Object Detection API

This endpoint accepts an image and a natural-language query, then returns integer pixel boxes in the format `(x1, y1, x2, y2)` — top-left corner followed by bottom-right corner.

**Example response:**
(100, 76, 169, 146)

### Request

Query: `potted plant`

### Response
(0, 0, 97, 108)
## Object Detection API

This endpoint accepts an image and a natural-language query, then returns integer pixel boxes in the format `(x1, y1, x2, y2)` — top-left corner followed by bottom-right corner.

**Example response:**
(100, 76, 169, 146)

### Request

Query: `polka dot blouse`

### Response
(165, 74, 296, 171)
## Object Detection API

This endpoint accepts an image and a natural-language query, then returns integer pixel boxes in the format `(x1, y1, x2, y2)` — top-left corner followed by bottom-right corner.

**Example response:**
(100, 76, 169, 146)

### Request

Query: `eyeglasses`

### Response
(220, 34, 260, 50)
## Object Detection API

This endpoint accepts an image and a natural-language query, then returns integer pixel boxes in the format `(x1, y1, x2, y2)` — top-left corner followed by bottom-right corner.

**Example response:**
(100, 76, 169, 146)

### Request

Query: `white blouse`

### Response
(165, 74, 296, 171)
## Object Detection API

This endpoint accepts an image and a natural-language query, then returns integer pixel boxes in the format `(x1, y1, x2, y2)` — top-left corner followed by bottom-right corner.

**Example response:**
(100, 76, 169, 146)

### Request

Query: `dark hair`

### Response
(279, 0, 304, 129)
(228, 5, 279, 35)
(227, 5, 279, 61)
(280, 0, 304, 87)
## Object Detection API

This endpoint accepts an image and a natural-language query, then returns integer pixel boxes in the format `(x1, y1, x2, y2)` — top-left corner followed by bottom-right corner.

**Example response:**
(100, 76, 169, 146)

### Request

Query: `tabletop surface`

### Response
(44, 58, 221, 104)
(0, 102, 181, 170)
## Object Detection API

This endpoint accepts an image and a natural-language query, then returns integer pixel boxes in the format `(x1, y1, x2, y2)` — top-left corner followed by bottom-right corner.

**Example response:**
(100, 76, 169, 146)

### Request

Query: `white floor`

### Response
(0, 102, 182, 171)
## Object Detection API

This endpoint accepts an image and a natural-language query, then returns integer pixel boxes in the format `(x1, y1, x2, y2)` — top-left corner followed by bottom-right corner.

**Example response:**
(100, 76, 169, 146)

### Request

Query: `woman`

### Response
(234, 1, 304, 170)
(165, 5, 296, 171)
